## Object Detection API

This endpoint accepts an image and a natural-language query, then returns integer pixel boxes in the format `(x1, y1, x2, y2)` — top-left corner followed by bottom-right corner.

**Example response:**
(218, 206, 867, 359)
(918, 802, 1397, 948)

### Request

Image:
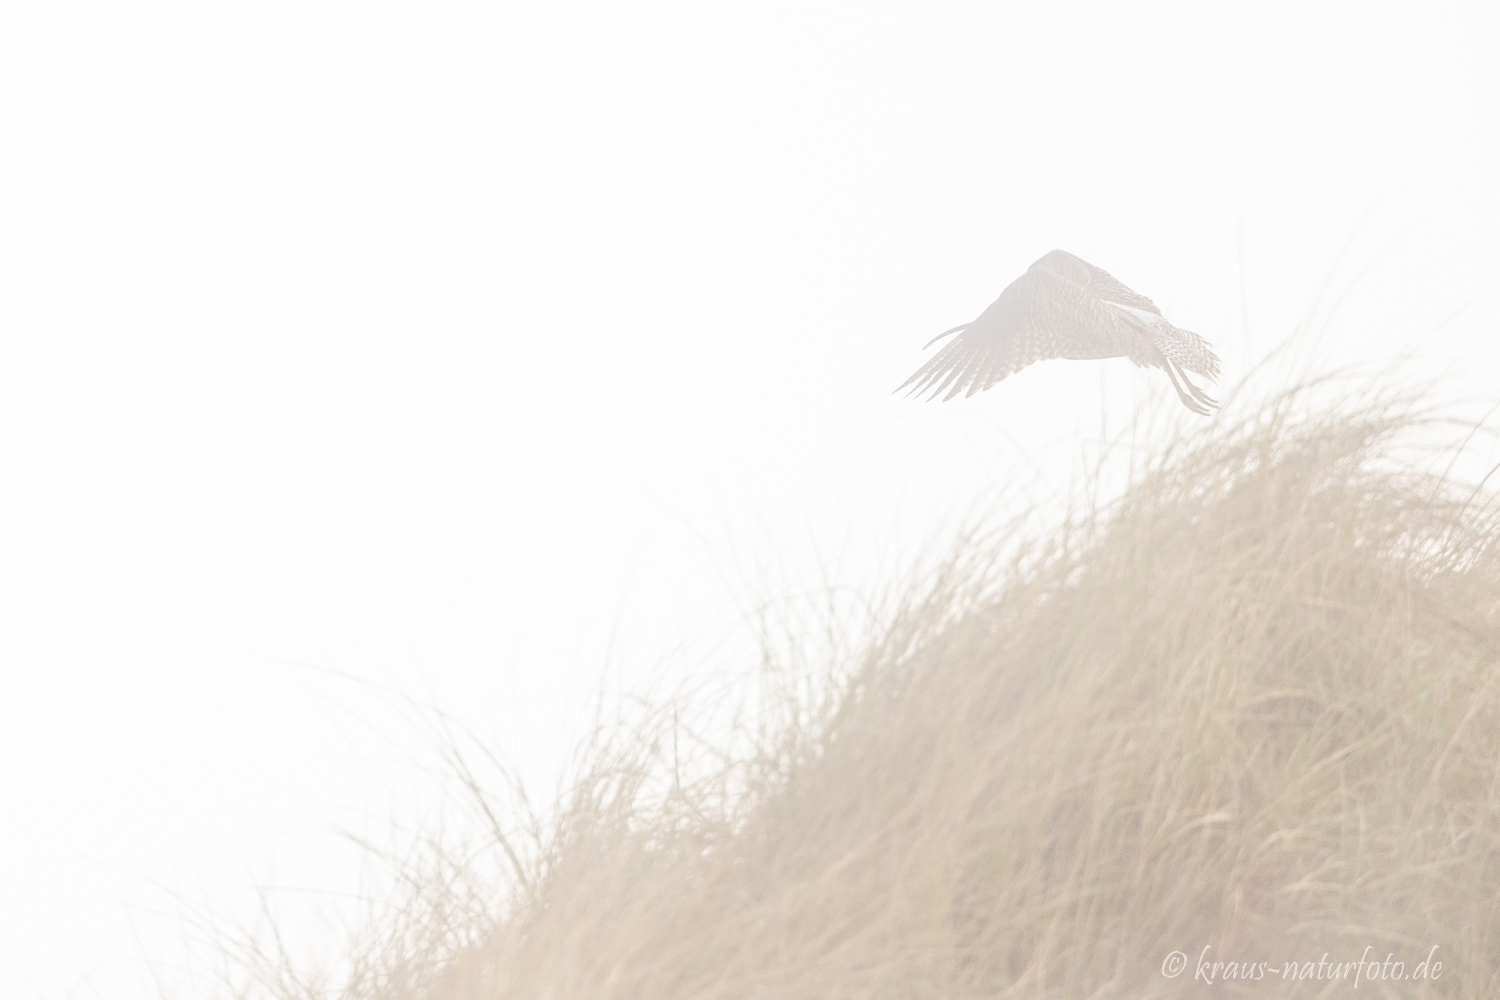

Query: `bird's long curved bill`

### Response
(923, 324, 969, 349)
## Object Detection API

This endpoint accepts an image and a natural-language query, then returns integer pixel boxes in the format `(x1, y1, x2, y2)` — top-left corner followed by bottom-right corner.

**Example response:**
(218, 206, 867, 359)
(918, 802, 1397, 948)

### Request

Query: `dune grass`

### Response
(208, 374, 1500, 999)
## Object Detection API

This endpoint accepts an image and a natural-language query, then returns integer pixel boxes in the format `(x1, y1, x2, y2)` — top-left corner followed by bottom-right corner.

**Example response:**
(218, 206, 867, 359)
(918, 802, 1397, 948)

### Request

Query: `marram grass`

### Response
(208, 377, 1500, 999)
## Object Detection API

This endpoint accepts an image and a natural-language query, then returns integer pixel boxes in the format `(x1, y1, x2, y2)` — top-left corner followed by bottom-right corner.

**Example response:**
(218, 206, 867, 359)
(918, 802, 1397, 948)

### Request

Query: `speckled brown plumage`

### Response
(897, 250, 1221, 414)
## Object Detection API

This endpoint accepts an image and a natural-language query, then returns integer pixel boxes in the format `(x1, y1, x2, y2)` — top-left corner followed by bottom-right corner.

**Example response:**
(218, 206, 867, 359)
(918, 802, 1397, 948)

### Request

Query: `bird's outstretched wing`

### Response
(895, 264, 1112, 401)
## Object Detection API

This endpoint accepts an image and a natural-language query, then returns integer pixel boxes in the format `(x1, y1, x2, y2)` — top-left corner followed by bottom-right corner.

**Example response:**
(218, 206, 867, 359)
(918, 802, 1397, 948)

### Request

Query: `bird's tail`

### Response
(1108, 301, 1222, 383)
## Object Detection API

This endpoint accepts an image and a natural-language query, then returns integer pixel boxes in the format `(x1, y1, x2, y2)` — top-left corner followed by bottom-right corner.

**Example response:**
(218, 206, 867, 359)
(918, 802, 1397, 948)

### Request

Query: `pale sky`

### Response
(2, 3, 1498, 997)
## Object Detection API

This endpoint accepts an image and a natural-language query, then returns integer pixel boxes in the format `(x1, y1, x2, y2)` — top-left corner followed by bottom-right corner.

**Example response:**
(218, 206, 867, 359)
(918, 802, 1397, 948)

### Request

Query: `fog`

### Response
(1, 3, 1497, 996)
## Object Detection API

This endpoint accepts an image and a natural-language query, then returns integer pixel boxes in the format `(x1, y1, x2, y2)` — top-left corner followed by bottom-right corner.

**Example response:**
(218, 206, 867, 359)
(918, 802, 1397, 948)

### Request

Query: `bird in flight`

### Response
(897, 250, 1221, 414)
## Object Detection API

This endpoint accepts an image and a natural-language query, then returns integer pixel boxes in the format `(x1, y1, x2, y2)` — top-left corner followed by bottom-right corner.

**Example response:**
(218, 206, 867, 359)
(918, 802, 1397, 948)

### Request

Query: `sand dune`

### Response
(209, 377, 1500, 999)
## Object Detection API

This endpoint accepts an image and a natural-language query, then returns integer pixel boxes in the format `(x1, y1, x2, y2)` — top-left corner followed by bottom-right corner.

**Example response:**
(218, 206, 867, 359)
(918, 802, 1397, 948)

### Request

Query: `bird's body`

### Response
(898, 250, 1221, 414)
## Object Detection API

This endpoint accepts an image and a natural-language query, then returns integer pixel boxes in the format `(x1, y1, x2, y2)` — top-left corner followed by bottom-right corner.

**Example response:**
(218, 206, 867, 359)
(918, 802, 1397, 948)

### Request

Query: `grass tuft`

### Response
(200, 372, 1500, 999)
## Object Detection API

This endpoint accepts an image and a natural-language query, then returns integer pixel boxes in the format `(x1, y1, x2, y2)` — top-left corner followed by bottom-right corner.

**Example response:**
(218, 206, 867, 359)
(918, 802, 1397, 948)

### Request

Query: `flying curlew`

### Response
(897, 250, 1221, 414)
